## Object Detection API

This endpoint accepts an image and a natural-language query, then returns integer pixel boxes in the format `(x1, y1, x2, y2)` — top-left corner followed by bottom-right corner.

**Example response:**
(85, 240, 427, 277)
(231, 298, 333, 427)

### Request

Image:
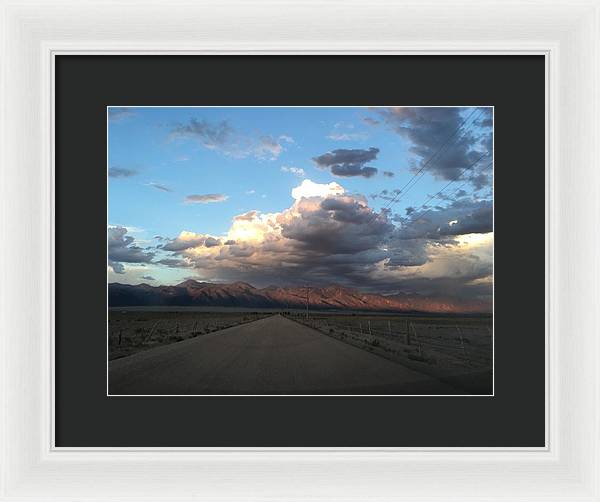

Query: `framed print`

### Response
(55, 55, 542, 448)
(1, 1, 599, 501)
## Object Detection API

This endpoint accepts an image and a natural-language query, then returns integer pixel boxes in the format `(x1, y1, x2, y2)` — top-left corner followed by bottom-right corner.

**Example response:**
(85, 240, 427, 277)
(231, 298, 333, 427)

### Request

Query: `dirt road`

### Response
(109, 314, 457, 395)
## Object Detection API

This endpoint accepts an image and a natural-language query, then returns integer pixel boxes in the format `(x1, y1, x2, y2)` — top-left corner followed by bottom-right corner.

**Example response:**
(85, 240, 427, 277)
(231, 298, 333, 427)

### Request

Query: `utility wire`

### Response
(380, 109, 481, 210)
(404, 158, 493, 224)
(369, 107, 484, 224)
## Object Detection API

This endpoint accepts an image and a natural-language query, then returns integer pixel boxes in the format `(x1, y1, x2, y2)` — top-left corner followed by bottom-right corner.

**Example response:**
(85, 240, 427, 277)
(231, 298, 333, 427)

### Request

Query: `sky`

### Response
(108, 106, 493, 311)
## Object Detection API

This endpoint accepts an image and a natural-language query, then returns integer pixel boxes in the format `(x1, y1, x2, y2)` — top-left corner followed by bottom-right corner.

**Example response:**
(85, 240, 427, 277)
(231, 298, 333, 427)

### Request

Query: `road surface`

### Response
(109, 314, 457, 395)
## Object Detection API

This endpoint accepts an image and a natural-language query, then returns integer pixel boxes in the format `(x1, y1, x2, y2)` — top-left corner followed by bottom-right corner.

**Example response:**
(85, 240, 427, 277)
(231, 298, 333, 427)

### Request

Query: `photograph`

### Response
(107, 105, 494, 396)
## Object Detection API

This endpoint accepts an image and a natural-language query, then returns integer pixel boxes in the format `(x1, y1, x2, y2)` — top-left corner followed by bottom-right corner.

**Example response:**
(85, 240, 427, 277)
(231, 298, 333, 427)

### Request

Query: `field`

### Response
(108, 309, 270, 360)
(108, 308, 493, 393)
(285, 311, 493, 392)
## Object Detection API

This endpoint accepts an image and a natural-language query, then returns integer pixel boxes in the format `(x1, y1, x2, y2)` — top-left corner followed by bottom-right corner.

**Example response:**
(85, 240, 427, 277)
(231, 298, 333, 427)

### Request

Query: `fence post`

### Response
(406, 322, 411, 346)
(388, 320, 392, 336)
(456, 326, 469, 365)
(368, 320, 372, 336)
(359, 322, 363, 335)
(143, 320, 160, 343)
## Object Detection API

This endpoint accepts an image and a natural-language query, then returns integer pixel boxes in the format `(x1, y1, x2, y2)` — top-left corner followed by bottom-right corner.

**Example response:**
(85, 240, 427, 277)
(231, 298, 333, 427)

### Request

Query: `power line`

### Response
(402, 158, 493, 225)
(412, 151, 489, 211)
(371, 107, 484, 222)
(305, 285, 310, 320)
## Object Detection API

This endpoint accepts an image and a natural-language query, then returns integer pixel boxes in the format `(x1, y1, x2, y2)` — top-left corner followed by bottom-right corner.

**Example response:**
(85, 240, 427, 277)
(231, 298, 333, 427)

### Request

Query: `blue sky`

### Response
(108, 106, 493, 310)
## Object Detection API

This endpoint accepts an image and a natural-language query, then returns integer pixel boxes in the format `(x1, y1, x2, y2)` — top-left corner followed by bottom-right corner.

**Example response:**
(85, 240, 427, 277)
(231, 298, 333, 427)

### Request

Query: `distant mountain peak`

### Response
(177, 279, 207, 288)
(229, 281, 255, 289)
(108, 280, 489, 314)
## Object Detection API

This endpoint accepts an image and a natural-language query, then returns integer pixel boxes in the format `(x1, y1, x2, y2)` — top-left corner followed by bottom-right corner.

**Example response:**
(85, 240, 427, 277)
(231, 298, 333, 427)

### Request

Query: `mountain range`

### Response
(108, 279, 490, 314)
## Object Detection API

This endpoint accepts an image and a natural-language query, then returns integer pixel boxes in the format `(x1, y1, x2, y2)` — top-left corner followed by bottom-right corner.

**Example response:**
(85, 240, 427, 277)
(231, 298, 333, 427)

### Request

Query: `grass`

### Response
(108, 310, 270, 360)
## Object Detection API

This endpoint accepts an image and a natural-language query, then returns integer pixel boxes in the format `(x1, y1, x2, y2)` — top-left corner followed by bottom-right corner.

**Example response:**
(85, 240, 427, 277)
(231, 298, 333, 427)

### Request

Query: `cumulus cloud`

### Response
(184, 194, 228, 204)
(154, 179, 492, 307)
(369, 107, 492, 187)
(291, 179, 344, 200)
(109, 167, 138, 178)
(383, 171, 395, 177)
(107, 226, 155, 274)
(169, 118, 290, 160)
(313, 147, 379, 178)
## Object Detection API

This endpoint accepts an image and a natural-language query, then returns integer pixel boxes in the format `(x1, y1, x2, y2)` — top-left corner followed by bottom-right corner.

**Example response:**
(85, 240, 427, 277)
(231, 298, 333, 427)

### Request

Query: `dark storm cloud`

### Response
(107, 226, 155, 274)
(280, 196, 392, 255)
(162, 234, 207, 252)
(109, 167, 138, 178)
(394, 199, 493, 240)
(312, 147, 379, 178)
(320, 197, 374, 224)
(371, 107, 492, 186)
(217, 245, 256, 259)
(386, 239, 430, 267)
(383, 171, 395, 177)
(383, 272, 493, 309)
(141, 275, 156, 281)
(156, 185, 492, 308)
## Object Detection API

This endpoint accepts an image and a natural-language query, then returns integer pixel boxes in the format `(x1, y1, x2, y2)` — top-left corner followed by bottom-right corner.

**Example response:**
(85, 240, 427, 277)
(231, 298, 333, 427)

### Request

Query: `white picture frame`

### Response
(1, 0, 598, 500)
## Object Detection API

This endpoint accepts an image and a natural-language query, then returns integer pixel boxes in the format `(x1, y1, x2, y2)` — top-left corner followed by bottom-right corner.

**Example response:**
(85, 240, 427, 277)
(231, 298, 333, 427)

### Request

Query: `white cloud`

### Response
(327, 132, 368, 141)
(184, 194, 228, 204)
(291, 179, 345, 200)
(170, 119, 290, 160)
(281, 166, 306, 178)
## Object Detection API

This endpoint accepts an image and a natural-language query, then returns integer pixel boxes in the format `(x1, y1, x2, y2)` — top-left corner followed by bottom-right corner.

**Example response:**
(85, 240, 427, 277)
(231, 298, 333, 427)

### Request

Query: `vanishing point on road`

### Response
(108, 314, 459, 395)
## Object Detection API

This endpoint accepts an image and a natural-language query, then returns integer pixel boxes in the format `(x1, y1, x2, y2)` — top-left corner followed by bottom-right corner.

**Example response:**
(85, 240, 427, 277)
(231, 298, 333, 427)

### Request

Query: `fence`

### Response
(289, 314, 492, 369)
